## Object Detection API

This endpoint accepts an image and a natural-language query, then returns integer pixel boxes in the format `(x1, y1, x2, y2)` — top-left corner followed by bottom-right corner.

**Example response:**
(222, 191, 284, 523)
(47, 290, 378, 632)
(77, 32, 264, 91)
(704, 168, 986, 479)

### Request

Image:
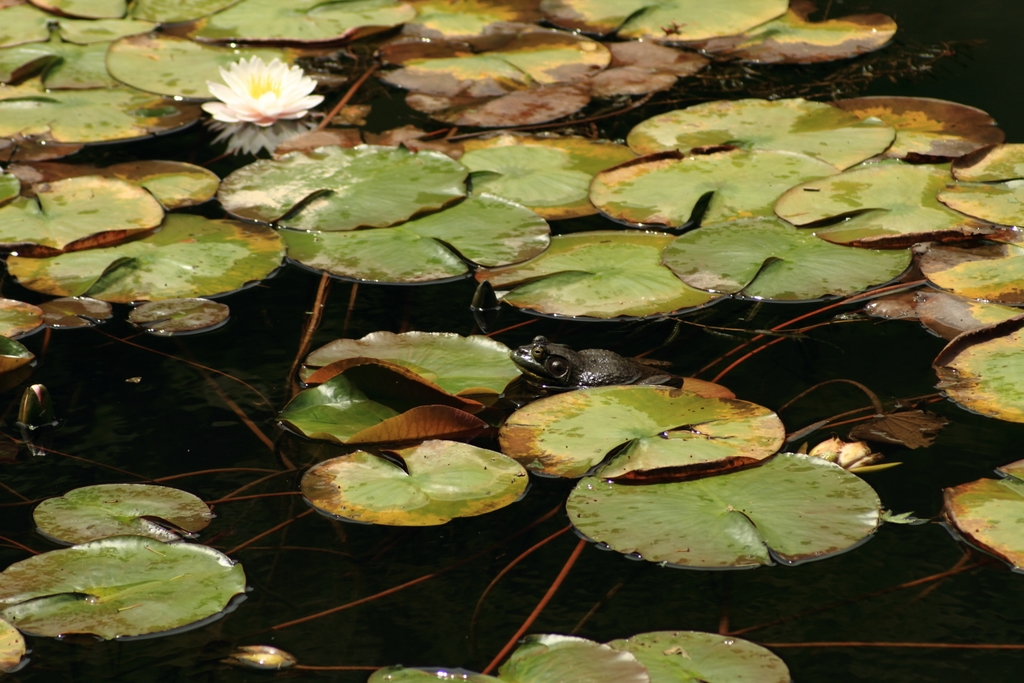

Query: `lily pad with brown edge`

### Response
(302, 330, 520, 397)
(219, 145, 467, 232)
(567, 452, 882, 568)
(477, 231, 720, 319)
(0, 617, 25, 673)
(406, 84, 591, 128)
(774, 160, 992, 248)
(460, 134, 635, 219)
(498, 634, 650, 683)
(6, 213, 284, 303)
(282, 193, 549, 283)
(33, 483, 213, 545)
(541, 0, 788, 42)
(943, 458, 1024, 570)
(589, 41, 708, 98)
(0, 337, 34, 374)
(0, 536, 246, 639)
(31, 0, 125, 19)
(380, 29, 609, 98)
(627, 98, 894, 170)
(0, 298, 42, 338)
(605, 631, 790, 683)
(848, 408, 947, 450)
(129, 298, 230, 336)
(499, 385, 785, 479)
(918, 240, 1024, 304)
(56, 17, 156, 44)
(186, 0, 416, 44)
(130, 0, 240, 24)
(0, 78, 202, 145)
(402, 0, 542, 40)
(0, 176, 164, 255)
(301, 441, 528, 526)
(938, 145, 1024, 225)
(278, 373, 487, 445)
(38, 296, 112, 328)
(913, 290, 1022, 340)
(0, 4, 51, 48)
(661, 216, 911, 301)
(934, 315, 1024, 423)
(0, 36, 119, 89)
(833, 97, 1004, 159)
(591, 148, 837, 228)
(106, 33, 300, 100)
(0, 137, 83, 163)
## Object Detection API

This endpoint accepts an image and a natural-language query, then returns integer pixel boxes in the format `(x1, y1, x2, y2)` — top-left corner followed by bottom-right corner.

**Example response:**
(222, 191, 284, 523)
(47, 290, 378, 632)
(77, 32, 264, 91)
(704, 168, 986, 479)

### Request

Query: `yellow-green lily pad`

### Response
(403, 0, 542, 40)
(943, 458, 1024, 570)
(606, 631, 790, 683)
(935, 143, 1024, 225)
(129, 298, 230, 336)
(0, 337, 35, 375)
(0, 4, 51, 48)
(130, 0, 241, 24)
(498, 634, 649, 683)
(56, 17, 156, 44)
(0, 35, 119, 89)
(919, 240, 1024, 304)
(31, 0, 125, 19)
(0, 299, 43, 338)
(0, 617, 25, 673)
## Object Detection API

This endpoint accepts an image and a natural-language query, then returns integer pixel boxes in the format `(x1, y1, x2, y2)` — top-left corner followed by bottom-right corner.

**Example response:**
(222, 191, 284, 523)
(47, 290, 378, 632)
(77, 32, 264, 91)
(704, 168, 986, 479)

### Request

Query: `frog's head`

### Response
(510, 336, 579, 387)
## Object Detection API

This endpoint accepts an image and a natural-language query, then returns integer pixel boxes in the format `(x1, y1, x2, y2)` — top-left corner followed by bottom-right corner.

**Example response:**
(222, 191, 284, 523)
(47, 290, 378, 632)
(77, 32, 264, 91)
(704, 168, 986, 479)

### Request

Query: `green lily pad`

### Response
(0, 617, 25, 673)
(0, 78, 203, 144)
(951, 143, 1024, 181)
(627, 98, 894, 169)
(0, 171, 17, 205)
(934, 316, 1024, 423)
(477, 231, 719, 319)
(499, 634, 649, 683)
(303, 331, 520, 396)
(500, 385, 784, 479)
(0, 36, 119, 89)
(34, 483, 214, 544)
(943, 458, 1024, 570)
(129, 298, 230, 336)
(301, 441, 528, 526)
(0, 337, 34, 374)
(937, 144, 1024, 225)
(380, 29, 609, 97)
(0, 536, 246, 639)
(541, 0, 788, 42)
(591, 148, 837, 228)
(606, 631, 790, 683)
(919, 241, 1024, 304)
(567, 452, 882, 568)
(0, 298, 42, 338)
(775, 160, 991, 248)
(370, 668, 498, 682)
(284, 193, 548, 283)
(130, 0, 241, 24)
(57, 17, 157, 44)
(403, 0, 541, 40)
(834, 97, 1004, 159)
(38, 296, 112, 328)
(0, 4, 51, 48)
(187, 0, 416, 44)
(662, 216, 911, 301)
(0, 175, 164, 254)
(219, 145, 467, 232)
(461, 134, 635, 219)
(7, 213, 284, 303)
(406, 84, 591, 128)
(31, 0, 126, 19)
(106, 33, 299, 100)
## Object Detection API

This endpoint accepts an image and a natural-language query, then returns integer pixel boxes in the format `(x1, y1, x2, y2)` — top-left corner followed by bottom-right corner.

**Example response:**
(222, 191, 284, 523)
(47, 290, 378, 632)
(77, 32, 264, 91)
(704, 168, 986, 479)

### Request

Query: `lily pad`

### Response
(129, 298, 230, 336)
(406, 84, 590, 128)
(34, 483, 214, 544)
(627, 98, 894, 170)
(590, 42, 708, 98)
(500, 385, 784, 479)
(775, 160, 991, 247)
(57, 17, 157, 44)
(943, 458, 1024, 570)
(477, 231, 719, 319)
(0, 4, 51, 48)
(938, 145, 1024, 225)
(370, 668, 498, 683)
(567, 452, 882, 568)
(0, 536, 246, 639)
(219, 145, 467, 232)
(31, 0, 126, 19)
(301, 441, 528, 526)
(834, 97, 1004, 159)
(283, 193, 549, 283)
(403, 0, 542, 40)
(0, 617, 25, 673)
(0, 298, 43, 338)
(130, 0, 241, 24)
(7, 213, 284, 303)
(951, 143, 1024, 181)
(541, 0, 788, 42)
(661, 216, 911, 301)
(0, 337, 34, 374)
(606, 631, 790, 683)
(0, 36, 119, 89)
(499, 634, 649, 683)
(38, 296, 112, 328)
(461, 134, 635, 219)
(591, 148, 837, 228)
(187, 0, 416, 44)
(919, 241, 1024, 304)
(934, 316, 1024, 423)
(303, 331, 520, 397)
(0, 175, 164, 254)
(0, 171, 17, 205)
(913, 290, 1021, 340)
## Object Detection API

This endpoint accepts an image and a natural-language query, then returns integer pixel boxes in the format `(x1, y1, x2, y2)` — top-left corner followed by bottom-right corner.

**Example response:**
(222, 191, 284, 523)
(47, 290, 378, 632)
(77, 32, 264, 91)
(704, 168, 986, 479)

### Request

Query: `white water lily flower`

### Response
(202, 56, 324, 127)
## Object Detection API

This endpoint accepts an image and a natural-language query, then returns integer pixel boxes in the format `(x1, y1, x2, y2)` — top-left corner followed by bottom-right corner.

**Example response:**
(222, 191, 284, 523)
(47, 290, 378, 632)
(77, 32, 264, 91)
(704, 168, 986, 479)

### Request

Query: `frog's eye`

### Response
(545, 356, 569, 377)
(531, 345, 546, 361)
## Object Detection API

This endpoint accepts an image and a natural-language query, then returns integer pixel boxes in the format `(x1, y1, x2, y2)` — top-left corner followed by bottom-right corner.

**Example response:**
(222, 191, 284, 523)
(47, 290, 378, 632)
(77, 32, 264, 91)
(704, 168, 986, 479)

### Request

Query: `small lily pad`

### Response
(919, 240, 1024, 304)
(567, 452, 882, 568)
(301, 441, 528, 526)
(934, 316, 1024, 423)
(130, 0, 240, 24)
(0, 617, 25, 673)
(943, 458, 1024, 570)
(402, 0, 542, 40)
(38, 296, 112, 328)
(0, 337, 34, 374)
(406, 84, 590, 128)
(606, 631, 790, 683)
(499, 634, 649, 683)
(0, 536, 246, 639)
(0, 35, 119, 89)
(0, 171, 17, 205)
(0, 298, 43, 338)
(34, 483, 214, 544)
(129, 298, 230, 336)
(0, 4, 51, 48)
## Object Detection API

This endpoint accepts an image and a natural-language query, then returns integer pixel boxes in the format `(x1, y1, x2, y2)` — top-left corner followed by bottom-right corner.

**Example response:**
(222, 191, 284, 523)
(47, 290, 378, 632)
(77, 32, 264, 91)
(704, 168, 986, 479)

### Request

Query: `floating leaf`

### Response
(937, 143, 1024, 225)
(130, 0, 241, 24)
(0, 35, 118, 89)
(919, 240, 1024, 304)
(38, 296, 112, 328)
(31, 0, 126, 19)
(661, 216, 911, 300)
(627, 98, 894, 169)
(56, 17, 157, 44)
(129, 298, 230, 336)
(403, 0, 541, 40)
(0, 4, 51, 48)
(567, 453, 881, 568)
(500, 634, 648, 683)
(370, 668, 498, 682)
(220, 145, 467, 232)
(590, 41, 707, 98)
(0, 337, 34, 374)
(406, 84, 590, 128)
(0, 536, 245, 639)
(34, 483, 213, 544)
(934, 316, 1024, 423)
(0, 171, 17, 205)
(223, 645, 297, 670)
(0, 298, 42, 338)
(606, 631, 790, 683)
(302, 441, 527, 526)
(0, 617, 25, 673)
(848, 409, 947, 449)
(914, 290, 1022, 340)
(7, 213, 284, 303)
(943, 458, 1024, 570)
(592, 149, 837, 228)
(500, 385, 784, 479)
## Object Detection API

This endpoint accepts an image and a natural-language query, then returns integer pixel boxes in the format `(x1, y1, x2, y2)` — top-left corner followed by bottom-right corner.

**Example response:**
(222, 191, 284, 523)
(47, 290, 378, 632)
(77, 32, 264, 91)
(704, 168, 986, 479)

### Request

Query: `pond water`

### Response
(3, 0, 1024, 681)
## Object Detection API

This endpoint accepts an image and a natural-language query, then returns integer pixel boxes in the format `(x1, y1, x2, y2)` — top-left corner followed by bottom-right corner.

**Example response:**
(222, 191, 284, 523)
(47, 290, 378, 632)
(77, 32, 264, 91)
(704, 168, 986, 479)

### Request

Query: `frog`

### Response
(510, 336, 679, 389)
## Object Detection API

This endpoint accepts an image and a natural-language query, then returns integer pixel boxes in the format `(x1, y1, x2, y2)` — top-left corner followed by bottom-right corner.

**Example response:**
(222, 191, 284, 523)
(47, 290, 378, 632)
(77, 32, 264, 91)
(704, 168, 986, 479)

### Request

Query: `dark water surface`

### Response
(4, 1, 1024, 681)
